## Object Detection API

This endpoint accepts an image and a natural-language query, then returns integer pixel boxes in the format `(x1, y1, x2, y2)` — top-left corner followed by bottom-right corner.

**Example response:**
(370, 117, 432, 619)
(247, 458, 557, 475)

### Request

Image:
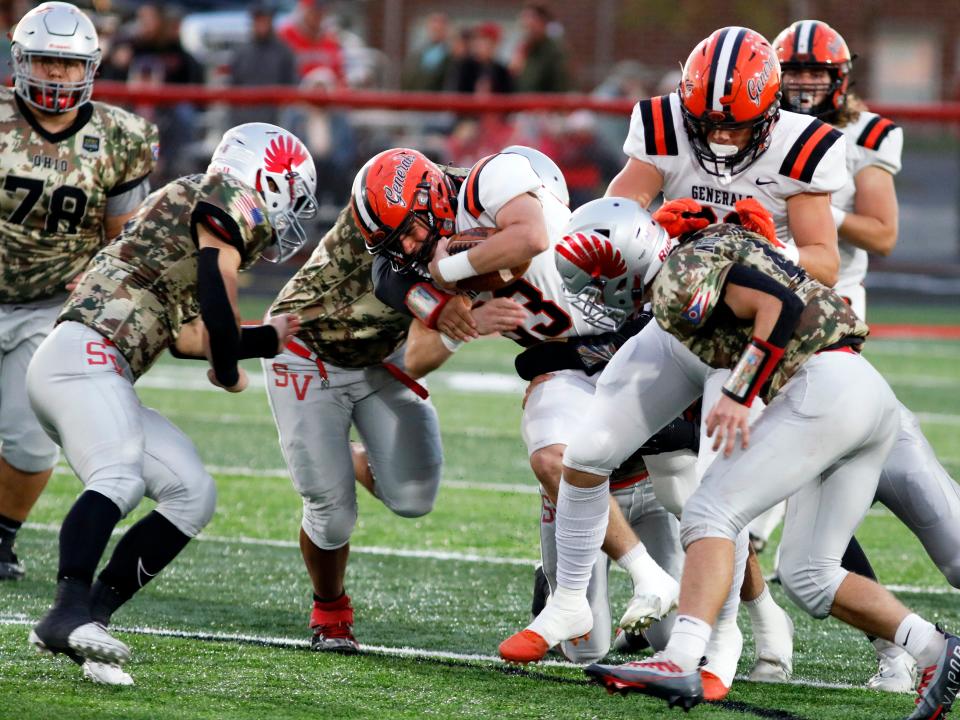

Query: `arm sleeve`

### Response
(197, 247, 241, 386)
(372, 254, 417, 317)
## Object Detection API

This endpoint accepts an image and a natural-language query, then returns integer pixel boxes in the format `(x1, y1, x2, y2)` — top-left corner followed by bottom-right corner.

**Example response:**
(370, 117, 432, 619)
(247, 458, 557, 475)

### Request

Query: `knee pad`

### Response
(939, 560, 960, 590)
(302, 495, 357, 550)
(778, 554, 846, 619)
(156, 472, 217, 538)
(563, 428, 622, 477)
(679, 488, 740, 549)
(374, 462, 441, 519)
(645, 450, 699, 517)
(0, 430, 59, 474)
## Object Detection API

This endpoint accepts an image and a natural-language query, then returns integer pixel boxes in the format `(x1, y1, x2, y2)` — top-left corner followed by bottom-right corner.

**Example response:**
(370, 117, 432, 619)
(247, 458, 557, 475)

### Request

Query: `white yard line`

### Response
(0, 615, 866, 690)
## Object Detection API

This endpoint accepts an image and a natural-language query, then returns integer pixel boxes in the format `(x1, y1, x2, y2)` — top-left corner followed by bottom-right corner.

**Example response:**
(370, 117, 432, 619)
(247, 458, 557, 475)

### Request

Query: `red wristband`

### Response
(721, 336, 785, 407)
(405, 282, 453, 330)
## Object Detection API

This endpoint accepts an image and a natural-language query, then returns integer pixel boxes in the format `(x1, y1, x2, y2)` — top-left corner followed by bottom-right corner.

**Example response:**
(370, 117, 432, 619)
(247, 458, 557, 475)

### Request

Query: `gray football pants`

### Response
(26, 321, 216, 536)
(263, 346, 443, 550)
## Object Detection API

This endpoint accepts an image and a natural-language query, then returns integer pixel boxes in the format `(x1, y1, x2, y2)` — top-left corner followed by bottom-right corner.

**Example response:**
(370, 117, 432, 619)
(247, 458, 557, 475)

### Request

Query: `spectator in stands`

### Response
(300, 67, 356, 216)
(101, 3, 203, 183)
(229, 3, 298, 127)
(452, 21, 512, 95)
(278, 0, 346, 86)
(402, 11, 451, 91)
(553, 110, 621, 208)
(510, 2, 568, 93)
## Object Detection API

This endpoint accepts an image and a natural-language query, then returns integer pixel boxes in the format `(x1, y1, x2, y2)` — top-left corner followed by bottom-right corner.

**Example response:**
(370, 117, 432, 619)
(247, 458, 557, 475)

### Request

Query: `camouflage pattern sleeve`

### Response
(652, 245, 732, 342)
(98, 103, 159, 204)
(270, 205, 412, 368)
(191, 173, 275, 268)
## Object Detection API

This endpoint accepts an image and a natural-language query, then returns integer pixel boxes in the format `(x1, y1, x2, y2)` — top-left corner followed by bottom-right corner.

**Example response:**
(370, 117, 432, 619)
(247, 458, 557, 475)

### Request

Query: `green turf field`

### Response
(1, 302, 958, 719)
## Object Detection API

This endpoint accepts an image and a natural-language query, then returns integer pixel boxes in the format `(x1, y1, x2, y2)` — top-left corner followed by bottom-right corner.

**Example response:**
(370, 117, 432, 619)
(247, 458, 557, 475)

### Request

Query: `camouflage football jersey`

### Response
(0, 88, 158, 303)
(652, 224, 868, 402)
(59, 172, 274, 379)
(270, 206, 411, 369)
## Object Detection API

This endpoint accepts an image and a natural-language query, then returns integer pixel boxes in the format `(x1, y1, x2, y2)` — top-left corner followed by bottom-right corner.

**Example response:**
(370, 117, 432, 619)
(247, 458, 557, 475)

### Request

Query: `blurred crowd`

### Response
(0, 0, 680, 227)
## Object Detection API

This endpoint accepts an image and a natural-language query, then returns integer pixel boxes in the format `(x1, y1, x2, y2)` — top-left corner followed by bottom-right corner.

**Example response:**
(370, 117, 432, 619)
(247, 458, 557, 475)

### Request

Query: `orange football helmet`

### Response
(679, 26, 781, 177)
(351, 148, 456, 271)
(773, 20, 853, 121)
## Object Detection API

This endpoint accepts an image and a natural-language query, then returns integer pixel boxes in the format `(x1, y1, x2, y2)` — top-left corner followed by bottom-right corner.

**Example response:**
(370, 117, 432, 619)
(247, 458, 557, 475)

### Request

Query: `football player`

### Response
(773, 19, 960, 693)
(357, 147, 688, 664)
(554, 198, 960, 720)
(259, 156, 527, 652)
(25, 123, 314, 684)
(605, 26, 850, 685)
(0, 2, 157, 585)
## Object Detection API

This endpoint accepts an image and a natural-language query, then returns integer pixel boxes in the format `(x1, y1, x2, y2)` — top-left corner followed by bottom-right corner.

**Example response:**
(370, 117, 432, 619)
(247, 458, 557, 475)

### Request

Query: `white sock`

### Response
(666, 615, 713, 672)
(616, 542, 659, 589)
(745, 586, 780, 633)
(895, 613, 944, 668)
(554, 479, 609, 591)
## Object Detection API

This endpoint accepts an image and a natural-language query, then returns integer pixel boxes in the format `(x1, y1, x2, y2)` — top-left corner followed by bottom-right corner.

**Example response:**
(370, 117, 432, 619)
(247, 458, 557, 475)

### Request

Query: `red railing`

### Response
(90, 81, 960, 122)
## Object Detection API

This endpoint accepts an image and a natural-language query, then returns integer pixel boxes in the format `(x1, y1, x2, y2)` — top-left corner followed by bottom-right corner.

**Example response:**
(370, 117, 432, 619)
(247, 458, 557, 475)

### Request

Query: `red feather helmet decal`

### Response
(556, 232, 627, 280)
(264, 134, 308, 174)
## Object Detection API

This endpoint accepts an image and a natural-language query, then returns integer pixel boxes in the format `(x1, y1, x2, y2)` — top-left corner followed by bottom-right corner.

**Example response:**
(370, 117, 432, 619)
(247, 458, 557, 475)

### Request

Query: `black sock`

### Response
(0, 513, 22, 547)
(96, 510, 191, 606)
(842, 535, 879, 643)
(58, 491, 122, 584)
(313, 592, 345, 604)
(841, 536, 878, 581)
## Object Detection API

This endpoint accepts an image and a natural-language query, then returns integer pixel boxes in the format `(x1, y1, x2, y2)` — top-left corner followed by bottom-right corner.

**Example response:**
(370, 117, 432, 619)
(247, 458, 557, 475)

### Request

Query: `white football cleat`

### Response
(749, 609, 794, 683)
(30, 621, 130, 665)
(83, 660, 134, 686)
(500, 589, 593, 664)
(702, 617, 743, 701)
(867, 643, 917, 693)
(618, 567, 680, 633)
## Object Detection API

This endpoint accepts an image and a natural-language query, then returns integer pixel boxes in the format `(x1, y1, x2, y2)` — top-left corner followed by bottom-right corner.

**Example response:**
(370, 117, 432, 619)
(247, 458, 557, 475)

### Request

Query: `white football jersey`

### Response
(832, 110, 903, 295)
(623, 92, 847, 246)
(456, 152, 594, 346)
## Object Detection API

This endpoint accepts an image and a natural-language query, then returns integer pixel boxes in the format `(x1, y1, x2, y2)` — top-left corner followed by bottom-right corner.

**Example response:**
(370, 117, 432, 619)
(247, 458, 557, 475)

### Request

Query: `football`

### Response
(445, 227, 530, 292)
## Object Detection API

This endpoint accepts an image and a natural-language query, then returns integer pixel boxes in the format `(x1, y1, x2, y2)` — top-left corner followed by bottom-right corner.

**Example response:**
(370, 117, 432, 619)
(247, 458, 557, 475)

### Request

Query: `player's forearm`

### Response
(797, 242, 840, 287)
(838, 212, 898, 256)
(466, 220, 548, 273)
(403, 321, 453, 379)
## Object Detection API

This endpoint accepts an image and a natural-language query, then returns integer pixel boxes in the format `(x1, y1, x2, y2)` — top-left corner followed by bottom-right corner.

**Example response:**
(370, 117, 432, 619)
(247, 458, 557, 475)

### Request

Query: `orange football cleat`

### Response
(700, 669, 731, 702)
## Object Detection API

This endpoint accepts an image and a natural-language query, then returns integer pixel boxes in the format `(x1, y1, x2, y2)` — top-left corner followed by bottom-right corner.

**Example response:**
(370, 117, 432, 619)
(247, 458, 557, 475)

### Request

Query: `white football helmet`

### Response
(502, 145, 570, 208)
(11, 2, 101, 114)
(555, 197, 672, 330)
(209, 123, 318, 263)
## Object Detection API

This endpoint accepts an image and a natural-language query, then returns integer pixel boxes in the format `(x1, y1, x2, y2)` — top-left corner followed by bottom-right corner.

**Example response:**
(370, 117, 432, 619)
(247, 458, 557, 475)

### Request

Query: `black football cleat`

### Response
(905, 628, 960, 720)
(0, 543, 25, 581)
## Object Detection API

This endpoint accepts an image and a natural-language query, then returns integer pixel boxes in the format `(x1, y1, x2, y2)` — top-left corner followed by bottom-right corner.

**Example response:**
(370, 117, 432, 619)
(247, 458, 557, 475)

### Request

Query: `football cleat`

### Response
(702, 618, 743, 701)
(83, 660, 134, 686)
(905, 628, 960, 720)
(309, 594, 359, 654)
(612, 627, 651, 655)
(749, 605, 794, 683)
(30, 613, 130, 665)
(619, 568, 680, 633)
(500, 591, 592, 664)
(868, 643, 917, 694)
(585, 653, 704, 711)
(0, 543, 25, 581)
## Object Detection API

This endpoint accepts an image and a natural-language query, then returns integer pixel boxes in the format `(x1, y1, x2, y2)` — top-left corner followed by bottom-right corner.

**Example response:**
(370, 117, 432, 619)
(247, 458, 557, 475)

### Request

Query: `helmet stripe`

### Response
(710, 27, 746, 111)
(796, 20, 816, 55)
(721, 28, 748, 103)
(705, 27, 730, 113)
(351, 164, 381, 235)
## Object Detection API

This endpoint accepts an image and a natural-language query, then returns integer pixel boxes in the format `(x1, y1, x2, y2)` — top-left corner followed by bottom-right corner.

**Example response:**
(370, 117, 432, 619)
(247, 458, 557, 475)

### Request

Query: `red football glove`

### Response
(730, 198, 781, 247)
(652, 198, 717, 239)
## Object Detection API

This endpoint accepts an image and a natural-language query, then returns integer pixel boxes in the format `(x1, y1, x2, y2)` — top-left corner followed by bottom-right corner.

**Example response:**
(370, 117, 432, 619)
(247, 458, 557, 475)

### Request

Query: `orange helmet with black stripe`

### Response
(773, 20, 853, 122)
(679, 27, 781, 177)
(351, 148, 456, 271)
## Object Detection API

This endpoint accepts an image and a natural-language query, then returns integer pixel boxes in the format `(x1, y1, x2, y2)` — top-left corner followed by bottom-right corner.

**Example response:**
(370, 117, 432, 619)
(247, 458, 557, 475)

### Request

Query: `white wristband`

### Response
(437, 252, 478, 283)
(782, 243, 800, 264)
(439, 333, 463, 352)
(831, 205, 847, 230)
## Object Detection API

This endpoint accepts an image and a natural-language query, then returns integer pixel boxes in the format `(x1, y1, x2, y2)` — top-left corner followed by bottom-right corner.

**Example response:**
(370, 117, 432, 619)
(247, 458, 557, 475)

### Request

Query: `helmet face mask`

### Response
(12, 2, 101, 114)
(555, 198, 672, 331)
(679, 27, 782, 178)
(351, 149, 456, 273)
(773, 20, 853, 122)
(209, 123, 318, 263)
